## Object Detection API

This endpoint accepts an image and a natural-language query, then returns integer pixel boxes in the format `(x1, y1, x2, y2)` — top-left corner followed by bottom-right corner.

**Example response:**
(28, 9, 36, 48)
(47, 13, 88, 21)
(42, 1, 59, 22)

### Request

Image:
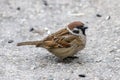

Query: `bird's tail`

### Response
(17, 41, 43, 46)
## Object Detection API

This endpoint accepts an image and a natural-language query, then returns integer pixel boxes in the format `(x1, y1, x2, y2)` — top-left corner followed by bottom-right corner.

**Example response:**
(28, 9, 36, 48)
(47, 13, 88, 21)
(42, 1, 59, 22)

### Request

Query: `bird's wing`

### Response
(36, 28, 77, 48)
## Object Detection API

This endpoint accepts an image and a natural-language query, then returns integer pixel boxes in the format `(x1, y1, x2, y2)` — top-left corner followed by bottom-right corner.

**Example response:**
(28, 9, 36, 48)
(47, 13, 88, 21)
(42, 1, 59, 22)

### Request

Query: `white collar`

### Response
(66, 26, 80, 36)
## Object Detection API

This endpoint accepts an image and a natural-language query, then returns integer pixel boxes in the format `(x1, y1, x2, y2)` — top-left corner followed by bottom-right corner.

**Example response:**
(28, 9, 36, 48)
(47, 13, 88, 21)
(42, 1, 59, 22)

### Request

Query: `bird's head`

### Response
(67, 21, 88, 36)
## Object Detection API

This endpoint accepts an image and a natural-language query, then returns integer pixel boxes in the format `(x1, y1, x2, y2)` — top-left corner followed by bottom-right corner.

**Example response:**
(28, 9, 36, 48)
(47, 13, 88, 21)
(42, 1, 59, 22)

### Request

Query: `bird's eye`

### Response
(73, 30, 79, 34)
(76, 26, 80, 29)
(76, 26, 83, 29)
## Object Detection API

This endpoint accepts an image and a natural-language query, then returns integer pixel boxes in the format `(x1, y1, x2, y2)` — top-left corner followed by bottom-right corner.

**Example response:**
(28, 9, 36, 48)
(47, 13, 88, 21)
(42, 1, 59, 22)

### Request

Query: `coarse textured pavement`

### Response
(0, 0, 120, 80)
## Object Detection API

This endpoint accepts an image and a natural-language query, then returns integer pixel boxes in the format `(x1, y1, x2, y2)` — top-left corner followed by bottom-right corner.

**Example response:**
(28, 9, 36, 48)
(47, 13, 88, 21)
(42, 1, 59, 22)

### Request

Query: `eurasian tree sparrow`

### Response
(17, 21, 88, 60)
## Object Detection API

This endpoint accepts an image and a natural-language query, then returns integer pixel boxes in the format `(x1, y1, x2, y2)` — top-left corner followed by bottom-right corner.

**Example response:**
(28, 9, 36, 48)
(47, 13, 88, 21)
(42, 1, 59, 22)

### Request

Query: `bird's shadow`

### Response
(43, 55, 84, 64)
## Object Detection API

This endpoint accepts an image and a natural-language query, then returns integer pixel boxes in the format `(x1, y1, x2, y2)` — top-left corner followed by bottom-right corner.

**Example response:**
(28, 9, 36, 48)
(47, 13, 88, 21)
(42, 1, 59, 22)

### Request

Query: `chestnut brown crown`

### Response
(68, 21, 84, 30)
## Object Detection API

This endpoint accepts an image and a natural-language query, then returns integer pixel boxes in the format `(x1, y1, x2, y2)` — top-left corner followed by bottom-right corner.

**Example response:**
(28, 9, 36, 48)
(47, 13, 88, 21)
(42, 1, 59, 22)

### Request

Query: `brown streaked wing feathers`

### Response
(36, 28, 77, 48)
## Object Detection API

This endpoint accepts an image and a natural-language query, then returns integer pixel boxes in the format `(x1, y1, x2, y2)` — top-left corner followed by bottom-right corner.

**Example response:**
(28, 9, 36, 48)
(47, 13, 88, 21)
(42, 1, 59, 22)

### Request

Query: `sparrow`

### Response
(17, 21, 88, 60)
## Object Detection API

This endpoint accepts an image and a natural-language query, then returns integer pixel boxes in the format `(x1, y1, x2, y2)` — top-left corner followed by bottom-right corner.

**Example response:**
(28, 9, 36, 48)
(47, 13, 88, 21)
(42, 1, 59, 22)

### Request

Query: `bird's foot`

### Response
(65, 56, 79, 59)
(57, 56, 79, 63)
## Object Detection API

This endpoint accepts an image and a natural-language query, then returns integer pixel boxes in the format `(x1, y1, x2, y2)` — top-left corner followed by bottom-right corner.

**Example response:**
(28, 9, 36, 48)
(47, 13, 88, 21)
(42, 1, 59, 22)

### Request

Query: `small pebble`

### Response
(30, 65, 37, 70)
(109, 49, 115, 53)
(17, 7, 21, 10)
(95, 60, 102, 62)
(78, 74, 86, 78)
(29, 28, 34, 32)
(8, 40, 14, 43)
(44, 27, 51, 35)
(106, 16, 111, 20)
(42, 0, 48, 6)
(96, 14, 102, 17)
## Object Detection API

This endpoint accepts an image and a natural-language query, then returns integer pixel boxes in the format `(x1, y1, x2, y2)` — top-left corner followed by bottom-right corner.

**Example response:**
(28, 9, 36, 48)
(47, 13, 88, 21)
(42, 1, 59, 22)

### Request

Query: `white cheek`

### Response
(79, 30, 82, 35)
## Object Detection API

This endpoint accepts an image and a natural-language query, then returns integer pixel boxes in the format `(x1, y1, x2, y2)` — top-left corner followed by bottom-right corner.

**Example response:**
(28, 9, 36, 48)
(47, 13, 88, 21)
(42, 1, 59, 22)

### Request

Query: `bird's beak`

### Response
(83, 27, 88, 30)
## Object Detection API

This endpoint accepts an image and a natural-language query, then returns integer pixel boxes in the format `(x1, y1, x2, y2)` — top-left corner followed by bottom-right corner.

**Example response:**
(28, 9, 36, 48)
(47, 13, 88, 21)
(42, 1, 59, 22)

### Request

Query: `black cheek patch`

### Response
(73, 30, 79, 34)
(82, 30, 86, 36)
(76, 26, 81, 29)
(76, 26, 83, 29)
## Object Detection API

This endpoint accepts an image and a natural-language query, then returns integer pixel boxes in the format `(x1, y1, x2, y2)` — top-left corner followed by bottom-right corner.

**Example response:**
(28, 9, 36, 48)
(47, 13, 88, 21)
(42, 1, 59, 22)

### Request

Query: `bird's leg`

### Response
(65, 56, 79, 59)
(62, 56, 79, 62)
(56, 58, 73, 63)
